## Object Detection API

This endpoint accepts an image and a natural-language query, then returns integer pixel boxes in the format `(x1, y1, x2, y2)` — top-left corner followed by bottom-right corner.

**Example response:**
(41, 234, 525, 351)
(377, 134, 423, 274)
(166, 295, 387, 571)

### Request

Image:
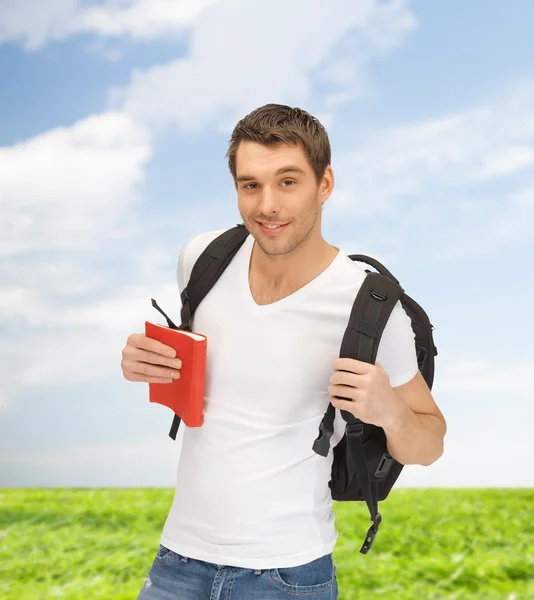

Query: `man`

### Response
(121, 104, 447, 599)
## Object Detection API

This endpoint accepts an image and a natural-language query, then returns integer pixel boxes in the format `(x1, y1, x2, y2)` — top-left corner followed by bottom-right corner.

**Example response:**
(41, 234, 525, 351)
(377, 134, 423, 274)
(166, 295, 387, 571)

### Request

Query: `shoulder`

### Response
(176, 228, 228, 291)
(340, 256, 418, 387)
(336, 252, 371, 286)
(376, 295, 418, 388)
(182, 229, 228, 262)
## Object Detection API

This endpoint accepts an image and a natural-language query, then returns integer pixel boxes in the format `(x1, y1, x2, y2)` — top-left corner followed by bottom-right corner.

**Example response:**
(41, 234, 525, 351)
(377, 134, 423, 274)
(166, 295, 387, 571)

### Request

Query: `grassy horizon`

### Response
(1, 488, 532, 599)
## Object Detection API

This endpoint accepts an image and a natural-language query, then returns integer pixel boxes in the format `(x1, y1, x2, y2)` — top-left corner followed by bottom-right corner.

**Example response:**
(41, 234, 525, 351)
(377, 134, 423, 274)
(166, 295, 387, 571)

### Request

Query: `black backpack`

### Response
(151, 223, 438, 554)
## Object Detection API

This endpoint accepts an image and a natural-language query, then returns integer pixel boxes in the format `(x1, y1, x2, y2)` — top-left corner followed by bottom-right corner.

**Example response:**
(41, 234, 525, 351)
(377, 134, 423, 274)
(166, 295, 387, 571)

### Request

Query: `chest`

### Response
(248, 272, 305, 306)
(192, 264, 361, 423)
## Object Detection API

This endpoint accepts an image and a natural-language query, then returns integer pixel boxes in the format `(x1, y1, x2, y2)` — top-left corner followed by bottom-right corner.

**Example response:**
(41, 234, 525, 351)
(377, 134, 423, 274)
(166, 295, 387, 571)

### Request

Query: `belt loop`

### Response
(254, 569, 262, 575)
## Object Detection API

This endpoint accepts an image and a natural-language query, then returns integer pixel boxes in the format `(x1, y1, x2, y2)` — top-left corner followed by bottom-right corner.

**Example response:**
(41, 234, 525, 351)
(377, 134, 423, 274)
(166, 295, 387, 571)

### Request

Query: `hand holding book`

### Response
(120, 299, 207, 427)
(121, 332, 183, 384)
(144, 320, 207, 427)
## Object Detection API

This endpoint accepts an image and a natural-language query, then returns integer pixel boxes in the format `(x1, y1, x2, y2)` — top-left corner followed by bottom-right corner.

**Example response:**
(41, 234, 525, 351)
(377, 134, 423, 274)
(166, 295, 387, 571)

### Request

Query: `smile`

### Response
(257, 222, 289, 236)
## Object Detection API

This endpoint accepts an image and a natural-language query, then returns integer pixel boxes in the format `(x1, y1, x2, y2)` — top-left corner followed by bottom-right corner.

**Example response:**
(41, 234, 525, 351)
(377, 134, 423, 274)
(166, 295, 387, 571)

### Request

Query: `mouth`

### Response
(256, 221, 290, 236)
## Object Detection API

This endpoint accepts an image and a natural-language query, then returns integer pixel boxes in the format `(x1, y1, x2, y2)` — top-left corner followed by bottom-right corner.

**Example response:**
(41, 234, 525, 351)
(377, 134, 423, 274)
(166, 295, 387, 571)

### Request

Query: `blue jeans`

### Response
(137, 544, 339, 599)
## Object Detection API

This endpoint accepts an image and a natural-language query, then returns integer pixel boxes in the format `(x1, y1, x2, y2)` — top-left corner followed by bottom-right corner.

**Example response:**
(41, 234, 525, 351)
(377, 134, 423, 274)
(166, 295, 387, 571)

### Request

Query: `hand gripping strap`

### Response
(313, 272, 404, 455)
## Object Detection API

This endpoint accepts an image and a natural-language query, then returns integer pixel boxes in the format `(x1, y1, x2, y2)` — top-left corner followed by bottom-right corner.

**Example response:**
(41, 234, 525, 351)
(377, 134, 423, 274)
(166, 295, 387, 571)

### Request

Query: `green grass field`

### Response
(1, 488, 532, 599)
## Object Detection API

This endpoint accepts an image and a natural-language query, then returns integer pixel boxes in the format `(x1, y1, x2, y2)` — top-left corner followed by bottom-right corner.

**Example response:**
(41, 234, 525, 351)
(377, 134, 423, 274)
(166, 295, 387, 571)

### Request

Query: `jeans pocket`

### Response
(154, 544, 178, 566)
(270, 553, 334, 596)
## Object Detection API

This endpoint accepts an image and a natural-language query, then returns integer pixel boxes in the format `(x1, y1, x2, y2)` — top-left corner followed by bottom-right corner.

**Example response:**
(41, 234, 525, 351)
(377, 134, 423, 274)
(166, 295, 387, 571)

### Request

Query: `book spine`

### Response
(190, 339, 207, 426)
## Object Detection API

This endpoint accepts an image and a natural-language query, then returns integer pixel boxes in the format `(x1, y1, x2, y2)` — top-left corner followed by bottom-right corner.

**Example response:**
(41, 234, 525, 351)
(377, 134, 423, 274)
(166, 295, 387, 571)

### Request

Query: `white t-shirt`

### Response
(160, 228, 418, 569)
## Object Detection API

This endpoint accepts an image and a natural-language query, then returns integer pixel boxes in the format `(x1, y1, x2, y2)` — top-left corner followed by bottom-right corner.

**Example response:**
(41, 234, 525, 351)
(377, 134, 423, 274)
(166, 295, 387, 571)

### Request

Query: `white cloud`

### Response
(0, 277, 182, 420)
(422, 177, 534, 262)
(472, 145, 534, 180)
(1, 0, 531, 491)
(331, 83, 534, 214)
(0, 0, 221, 50)
(333, 227, 402, 268)
(75, 0, 221, 39)
(0, 101, 239, 412)
(0, 391, 10, 413)
(398, 436, 534, 488)
(0, 110, 151, 256)
(114, 0, 416, 131)
(397, 389, 533, 488)
(0, 269, 184, 374)
(326, 81, 534, 263)
(396, 357, 534, 488)
(432, 360, 534, 395)
(489, 184, 534, 242)
(1, 438, 177, 469)
(0, 0, 76, 51)
(0, 198, 236, 411)
(0, 110, 156, 410)
(0, 435, 185, 486)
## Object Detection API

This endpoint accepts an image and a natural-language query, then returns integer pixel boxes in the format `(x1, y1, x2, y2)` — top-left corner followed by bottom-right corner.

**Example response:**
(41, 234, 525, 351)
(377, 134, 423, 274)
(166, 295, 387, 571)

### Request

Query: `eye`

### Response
(242, 181, 295, 190)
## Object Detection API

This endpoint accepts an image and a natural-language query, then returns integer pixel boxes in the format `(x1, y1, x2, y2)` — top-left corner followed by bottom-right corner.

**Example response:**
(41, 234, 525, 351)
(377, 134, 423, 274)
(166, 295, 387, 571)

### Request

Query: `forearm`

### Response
(383, 399, 445, 466)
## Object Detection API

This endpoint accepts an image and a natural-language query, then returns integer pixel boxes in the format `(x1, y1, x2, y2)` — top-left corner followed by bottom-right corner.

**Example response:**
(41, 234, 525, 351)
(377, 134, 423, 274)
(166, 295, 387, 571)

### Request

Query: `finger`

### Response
(332, 358, 373, 374)
(123, 343, 182, 369)
(328, 384, 357, 402)
(133, 362, 181, 380)
(329, 396, 358, 414)
(138, 348, 182, 369)
(130, 333, 177, 359)
(129, 373, 175, 384)
(331, 370, 362, 387)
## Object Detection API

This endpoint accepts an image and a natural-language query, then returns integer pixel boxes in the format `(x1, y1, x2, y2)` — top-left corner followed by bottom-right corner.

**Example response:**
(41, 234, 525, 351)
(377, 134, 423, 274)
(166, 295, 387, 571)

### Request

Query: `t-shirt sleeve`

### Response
(177, 240, 188, 295)
(375, 299, 419, 388)
(176, 229, 228, 295)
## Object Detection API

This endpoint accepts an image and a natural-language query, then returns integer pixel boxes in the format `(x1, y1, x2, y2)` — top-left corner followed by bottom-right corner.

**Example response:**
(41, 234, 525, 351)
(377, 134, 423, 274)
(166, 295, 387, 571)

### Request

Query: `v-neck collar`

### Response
(239, 234, 343, 314)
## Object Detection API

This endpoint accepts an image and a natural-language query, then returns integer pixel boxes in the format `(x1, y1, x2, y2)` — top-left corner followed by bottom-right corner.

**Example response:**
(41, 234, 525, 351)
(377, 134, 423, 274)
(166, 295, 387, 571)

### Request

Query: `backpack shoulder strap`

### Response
(180, 223, 249, 330)
(349, 254, 438, 388)
(348, 254, 400, 284)
(313, 269, 405, 553)
(313, 270, 404, 457)
(169, 223, 249, 440)
(340, 271, 404, 365)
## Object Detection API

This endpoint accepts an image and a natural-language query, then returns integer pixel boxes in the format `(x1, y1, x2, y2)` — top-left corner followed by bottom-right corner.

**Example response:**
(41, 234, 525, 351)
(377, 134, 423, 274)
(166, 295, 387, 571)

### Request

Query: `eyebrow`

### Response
(235, 165, 306, 183)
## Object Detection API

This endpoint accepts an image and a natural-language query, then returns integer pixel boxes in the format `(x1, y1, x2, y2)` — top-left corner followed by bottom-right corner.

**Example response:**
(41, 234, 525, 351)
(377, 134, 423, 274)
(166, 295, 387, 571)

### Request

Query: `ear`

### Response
(320, 165, 335, 198)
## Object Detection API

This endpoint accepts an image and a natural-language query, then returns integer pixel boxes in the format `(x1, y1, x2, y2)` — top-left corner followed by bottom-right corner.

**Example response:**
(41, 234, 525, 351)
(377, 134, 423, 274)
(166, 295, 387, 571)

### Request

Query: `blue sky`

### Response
(1, 0, 533, 488)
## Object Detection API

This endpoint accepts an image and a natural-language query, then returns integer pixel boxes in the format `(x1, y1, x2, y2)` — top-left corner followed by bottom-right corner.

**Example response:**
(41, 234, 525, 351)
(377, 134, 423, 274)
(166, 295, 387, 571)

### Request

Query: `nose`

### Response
(257, 186, 282, 215)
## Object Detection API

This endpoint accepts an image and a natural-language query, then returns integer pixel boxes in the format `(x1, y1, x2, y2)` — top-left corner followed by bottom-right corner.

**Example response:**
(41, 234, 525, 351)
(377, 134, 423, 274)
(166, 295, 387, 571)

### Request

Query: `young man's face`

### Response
(234, 140, 333, 257)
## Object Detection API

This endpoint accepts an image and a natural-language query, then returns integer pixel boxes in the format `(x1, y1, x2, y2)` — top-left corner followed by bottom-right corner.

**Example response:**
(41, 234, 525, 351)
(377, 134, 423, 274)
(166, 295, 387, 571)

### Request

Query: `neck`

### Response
(249, 235, 339, 288)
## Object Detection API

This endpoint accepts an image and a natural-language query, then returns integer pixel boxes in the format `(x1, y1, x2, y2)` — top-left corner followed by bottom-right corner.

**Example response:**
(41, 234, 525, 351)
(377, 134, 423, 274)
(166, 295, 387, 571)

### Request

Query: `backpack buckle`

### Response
(374, 452, 394, 478)
(360, 512, 382, 554)
(370, 289, 388, 301)
(346, 422, 364, 437)
(180, 289, 192, 330)
(312, 421, 333, 457)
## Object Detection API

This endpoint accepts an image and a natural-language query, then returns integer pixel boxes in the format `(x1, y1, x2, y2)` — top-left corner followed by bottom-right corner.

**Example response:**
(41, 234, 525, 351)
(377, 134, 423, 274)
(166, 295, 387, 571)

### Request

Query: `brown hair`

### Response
(226, 104, 331, 186)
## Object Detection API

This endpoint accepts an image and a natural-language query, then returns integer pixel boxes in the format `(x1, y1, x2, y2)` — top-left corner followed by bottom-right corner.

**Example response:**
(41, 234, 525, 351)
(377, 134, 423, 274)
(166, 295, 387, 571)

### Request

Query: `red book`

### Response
(145, 321, 207, 427)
